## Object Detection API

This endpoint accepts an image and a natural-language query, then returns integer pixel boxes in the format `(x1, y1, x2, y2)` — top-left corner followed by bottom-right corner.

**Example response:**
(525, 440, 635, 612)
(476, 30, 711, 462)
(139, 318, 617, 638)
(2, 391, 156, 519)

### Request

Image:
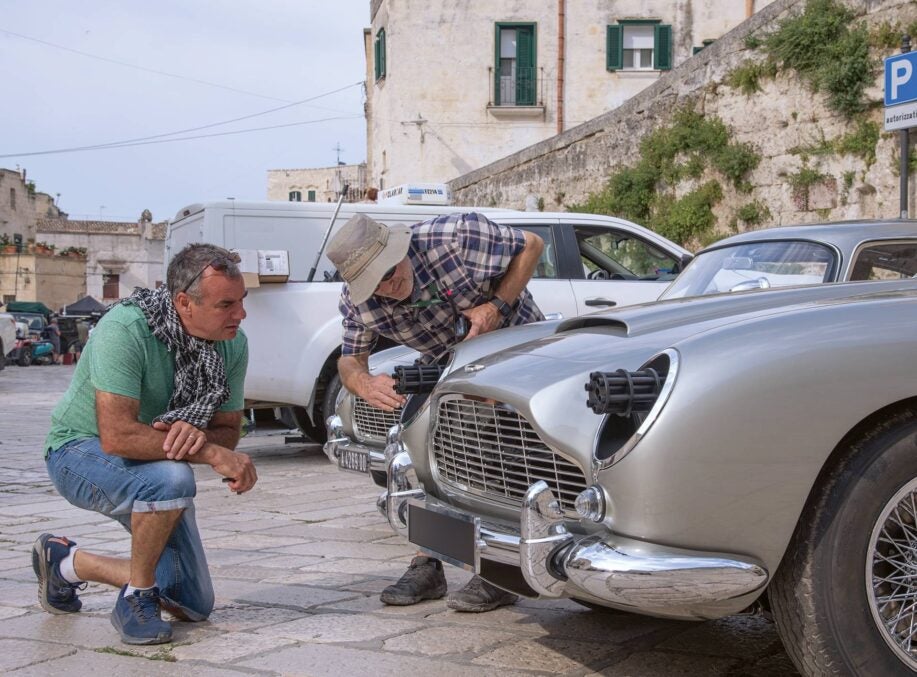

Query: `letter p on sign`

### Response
(893, 61, 913, 100)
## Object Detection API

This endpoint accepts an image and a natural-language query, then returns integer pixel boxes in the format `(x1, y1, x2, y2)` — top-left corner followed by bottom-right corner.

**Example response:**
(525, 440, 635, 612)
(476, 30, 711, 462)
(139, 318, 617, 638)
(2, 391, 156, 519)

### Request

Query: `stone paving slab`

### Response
(0, 364, 798, 675)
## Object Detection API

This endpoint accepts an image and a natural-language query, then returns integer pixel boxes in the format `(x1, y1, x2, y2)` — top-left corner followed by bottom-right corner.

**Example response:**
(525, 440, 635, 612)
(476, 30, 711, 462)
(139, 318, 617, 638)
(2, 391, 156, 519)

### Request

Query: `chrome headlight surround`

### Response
(592, 348, 680, 476)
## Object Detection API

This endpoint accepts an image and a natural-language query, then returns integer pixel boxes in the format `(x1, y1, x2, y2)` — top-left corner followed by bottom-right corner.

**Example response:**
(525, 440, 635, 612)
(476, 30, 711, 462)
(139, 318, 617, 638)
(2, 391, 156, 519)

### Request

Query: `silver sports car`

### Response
(374, 276, 917, 676)
(329, 219, 917, 490)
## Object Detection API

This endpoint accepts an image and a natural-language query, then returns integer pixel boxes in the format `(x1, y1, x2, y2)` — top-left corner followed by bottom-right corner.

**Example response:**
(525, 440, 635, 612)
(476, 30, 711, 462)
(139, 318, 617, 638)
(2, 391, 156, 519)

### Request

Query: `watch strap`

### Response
(490, 297, 513, 319)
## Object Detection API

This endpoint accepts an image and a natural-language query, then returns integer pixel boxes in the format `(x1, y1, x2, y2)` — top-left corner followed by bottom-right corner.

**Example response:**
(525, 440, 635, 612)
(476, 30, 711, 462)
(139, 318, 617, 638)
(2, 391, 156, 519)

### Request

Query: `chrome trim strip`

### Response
(594, 348, 681, 476)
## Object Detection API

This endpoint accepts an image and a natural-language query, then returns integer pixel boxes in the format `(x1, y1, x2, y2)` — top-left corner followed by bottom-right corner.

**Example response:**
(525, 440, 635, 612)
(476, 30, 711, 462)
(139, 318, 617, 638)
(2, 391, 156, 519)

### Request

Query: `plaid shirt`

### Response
(339, 212, 544, 361)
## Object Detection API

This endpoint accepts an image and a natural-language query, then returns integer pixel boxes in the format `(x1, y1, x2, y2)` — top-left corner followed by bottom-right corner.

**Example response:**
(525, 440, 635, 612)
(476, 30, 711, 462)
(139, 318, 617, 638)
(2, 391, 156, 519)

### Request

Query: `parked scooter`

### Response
(8, 321, 54, 366)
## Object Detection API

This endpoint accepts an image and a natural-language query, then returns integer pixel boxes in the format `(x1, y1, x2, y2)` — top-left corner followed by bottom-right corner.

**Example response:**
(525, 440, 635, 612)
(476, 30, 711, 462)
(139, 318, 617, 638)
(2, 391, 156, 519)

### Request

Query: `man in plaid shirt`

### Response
(327, 211, 544, 612)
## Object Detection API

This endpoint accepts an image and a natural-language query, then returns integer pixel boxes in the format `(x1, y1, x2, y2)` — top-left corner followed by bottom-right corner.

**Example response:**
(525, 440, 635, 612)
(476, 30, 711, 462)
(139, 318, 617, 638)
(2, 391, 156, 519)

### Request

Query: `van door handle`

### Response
(543, 312, 564, 320)
(584, 298, 617, 307)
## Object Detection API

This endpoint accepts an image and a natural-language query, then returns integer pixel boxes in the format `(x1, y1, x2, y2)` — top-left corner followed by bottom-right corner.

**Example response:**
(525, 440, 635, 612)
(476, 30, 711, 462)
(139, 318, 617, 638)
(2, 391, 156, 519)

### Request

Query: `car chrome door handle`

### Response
(543, 312, 564, 320)
(584, 298, 617, 307)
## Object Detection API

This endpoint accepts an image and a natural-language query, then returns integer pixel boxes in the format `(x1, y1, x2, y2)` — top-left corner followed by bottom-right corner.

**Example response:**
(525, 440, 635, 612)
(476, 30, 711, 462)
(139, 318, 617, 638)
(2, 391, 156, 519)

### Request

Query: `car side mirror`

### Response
(675, 253, 693, 273)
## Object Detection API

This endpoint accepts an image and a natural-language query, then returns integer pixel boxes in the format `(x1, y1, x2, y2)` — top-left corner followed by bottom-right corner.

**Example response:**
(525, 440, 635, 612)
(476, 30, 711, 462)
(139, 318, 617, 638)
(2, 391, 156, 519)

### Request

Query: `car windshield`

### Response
(660, 240, 836, 300)
(13, 314, 45, 330)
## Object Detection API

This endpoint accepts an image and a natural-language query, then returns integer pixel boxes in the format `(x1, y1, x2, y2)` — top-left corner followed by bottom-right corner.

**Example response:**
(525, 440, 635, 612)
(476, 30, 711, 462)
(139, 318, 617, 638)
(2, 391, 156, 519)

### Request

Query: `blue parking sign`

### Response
(885, 52, 917, 107)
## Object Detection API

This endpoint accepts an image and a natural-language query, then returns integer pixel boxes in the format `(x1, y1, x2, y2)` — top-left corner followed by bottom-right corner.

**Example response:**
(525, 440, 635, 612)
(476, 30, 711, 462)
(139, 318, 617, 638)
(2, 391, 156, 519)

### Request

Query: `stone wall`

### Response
(450, 0, 916, 236)
(0, 252, 86, 311)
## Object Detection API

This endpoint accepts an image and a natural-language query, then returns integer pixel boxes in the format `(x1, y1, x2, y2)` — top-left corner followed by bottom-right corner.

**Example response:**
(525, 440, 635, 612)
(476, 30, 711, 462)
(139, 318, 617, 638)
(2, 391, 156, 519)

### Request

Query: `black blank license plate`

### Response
(408, 501, 479, 572)
(337, 447, 369, 473)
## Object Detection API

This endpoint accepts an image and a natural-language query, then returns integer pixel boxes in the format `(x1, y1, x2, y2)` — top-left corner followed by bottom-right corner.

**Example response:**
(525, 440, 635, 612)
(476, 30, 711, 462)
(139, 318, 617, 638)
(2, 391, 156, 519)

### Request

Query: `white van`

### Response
(166, 195, 690, 440)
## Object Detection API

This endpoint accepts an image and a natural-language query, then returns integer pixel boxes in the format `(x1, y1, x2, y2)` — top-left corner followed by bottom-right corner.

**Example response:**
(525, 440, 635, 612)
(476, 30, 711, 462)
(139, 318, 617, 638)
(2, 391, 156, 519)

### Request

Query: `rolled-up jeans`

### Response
(45, 437, 214, 620)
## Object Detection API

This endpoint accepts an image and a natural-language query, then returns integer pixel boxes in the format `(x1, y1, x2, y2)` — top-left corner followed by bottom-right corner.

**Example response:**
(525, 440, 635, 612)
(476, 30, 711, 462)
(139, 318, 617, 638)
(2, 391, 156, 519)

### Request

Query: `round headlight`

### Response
(575, 486, 605, 523)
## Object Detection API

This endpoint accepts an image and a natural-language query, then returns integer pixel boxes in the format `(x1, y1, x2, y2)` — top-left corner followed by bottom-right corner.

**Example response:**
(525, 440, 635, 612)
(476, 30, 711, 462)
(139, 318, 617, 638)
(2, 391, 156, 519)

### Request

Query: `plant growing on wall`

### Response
(571, 107, 761, 246)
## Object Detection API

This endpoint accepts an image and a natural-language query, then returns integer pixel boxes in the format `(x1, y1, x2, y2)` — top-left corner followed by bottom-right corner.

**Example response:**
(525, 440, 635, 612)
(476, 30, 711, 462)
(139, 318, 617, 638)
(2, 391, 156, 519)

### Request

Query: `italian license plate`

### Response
(337, 447, 370, 474)
(408, 500, 480, 572)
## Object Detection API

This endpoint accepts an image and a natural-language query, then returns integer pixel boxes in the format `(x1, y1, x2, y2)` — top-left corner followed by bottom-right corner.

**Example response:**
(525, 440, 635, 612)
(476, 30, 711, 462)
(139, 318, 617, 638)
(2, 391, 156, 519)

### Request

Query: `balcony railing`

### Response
(490, 66, 544, 107)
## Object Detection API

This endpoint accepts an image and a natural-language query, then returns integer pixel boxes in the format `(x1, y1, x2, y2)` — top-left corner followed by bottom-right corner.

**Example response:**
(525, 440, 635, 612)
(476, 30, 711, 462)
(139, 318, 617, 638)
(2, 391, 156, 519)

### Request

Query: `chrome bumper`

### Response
(322, 415, 386, 474)
(380, 445, 769, 620)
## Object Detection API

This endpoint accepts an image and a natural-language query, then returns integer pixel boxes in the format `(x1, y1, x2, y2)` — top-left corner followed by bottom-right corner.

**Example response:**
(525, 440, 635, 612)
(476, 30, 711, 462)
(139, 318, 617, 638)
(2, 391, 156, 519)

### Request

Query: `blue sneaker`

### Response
(32, 533, 83, 614)
(111, 585, 173, 645)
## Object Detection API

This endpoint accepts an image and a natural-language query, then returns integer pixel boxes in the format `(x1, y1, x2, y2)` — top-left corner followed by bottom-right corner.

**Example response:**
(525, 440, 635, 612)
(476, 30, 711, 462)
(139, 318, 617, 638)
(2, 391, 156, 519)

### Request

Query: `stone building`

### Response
(35, 211, 167, 305)
(0, 250, 86, 312)
(0, 168, 65, 246)
(448, 0, 915, 240)
(267, 163, 367, 203)
(365, 0, 774, 189)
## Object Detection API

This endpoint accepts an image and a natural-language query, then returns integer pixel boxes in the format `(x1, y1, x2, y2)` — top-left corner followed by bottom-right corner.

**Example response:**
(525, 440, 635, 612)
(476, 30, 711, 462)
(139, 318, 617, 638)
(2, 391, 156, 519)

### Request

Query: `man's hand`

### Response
(152, 420, 207, 460)
(463, 302, 502, 340)
(357, 372, 406, 411)
(208, 445, 257, 494)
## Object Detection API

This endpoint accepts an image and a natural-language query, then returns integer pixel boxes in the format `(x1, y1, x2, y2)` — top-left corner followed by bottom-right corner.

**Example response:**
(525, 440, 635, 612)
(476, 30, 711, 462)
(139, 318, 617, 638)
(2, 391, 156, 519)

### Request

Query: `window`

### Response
(607, 21, 671, 71)
(374, 28, 386, 81)
(289, 190, 302, 202)
(576, 227, 679, 281)
(307, 190, 316, 202)
(495, 23, 536, 106)
(850, 242, 917, 280)
(518, 225, 557, 279)
(102, 273, 120, 300)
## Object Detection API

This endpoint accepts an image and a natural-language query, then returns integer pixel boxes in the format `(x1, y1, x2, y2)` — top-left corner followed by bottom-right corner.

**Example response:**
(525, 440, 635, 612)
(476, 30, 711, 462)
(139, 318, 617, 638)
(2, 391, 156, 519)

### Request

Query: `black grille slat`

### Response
(432, 397, 588, 517)
(353, 398, 402, 442)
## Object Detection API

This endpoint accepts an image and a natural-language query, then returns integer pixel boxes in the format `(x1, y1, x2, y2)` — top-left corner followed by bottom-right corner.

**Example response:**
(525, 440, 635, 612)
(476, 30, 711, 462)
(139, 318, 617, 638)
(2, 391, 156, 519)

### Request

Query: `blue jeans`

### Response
(46, 437, 214, 621)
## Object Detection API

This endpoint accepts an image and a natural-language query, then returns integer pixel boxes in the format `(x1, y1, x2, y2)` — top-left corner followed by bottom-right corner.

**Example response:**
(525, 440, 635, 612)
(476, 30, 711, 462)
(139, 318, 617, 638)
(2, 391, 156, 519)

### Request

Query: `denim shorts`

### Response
(46, 437, 214, 620)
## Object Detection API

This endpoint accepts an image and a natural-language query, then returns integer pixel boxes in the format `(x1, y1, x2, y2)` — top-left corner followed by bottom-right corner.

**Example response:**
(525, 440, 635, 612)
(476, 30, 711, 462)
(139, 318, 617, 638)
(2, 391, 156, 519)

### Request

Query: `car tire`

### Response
(769, 407, 917, 676)
(320, 373, 343, 437)
(17, 346, 31, 367)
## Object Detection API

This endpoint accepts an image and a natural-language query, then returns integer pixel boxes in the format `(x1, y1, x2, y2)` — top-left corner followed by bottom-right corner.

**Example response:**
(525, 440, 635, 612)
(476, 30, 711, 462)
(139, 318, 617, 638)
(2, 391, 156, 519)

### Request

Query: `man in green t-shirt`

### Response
(33, 243, 257, 646)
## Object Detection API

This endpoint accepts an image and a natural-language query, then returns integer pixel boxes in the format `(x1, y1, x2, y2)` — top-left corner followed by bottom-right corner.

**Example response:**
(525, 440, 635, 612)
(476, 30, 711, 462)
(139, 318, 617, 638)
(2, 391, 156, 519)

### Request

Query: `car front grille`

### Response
(353, 397, 402, 443)
(431, 396, 587, 518)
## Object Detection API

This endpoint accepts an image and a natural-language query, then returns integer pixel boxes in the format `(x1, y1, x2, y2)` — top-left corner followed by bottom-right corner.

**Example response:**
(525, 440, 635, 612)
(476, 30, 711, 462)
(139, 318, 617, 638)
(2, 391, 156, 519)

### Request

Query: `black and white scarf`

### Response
(123, 286, 230, 428)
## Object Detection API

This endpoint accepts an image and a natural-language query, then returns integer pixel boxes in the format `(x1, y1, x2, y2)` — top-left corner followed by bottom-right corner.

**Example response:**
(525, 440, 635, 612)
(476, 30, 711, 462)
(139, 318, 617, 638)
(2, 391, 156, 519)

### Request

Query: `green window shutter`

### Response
(374, 29, 386, 80)
(307, 190, 316, 202)
(516, 27, 535, 106)
(606, 25, 623, 71)
(654, 24, 672, 70)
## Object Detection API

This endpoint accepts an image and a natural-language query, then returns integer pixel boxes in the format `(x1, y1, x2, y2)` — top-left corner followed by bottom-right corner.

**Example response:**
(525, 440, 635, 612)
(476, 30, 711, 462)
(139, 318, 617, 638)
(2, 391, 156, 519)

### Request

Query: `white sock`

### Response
(123, 582, 154, 597)
(59, 548, 83, 584)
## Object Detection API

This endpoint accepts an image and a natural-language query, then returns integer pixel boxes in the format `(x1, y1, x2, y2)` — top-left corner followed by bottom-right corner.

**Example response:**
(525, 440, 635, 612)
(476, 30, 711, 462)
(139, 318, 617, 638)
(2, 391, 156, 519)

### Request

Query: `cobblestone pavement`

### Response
(0, 364, 799, 676)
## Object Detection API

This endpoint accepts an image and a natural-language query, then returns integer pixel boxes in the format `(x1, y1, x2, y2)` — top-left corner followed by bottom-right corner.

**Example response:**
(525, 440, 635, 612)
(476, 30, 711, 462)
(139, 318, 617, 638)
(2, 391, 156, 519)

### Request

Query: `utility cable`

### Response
(0, 115, 364, 158)
(0, 82, 363, 158)
(0, 28, 294, 103)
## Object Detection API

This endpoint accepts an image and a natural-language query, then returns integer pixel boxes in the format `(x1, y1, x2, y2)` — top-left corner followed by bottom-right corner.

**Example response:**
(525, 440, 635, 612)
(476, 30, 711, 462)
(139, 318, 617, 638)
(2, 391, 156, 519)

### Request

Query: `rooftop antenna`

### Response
(333, 142, 344, 165)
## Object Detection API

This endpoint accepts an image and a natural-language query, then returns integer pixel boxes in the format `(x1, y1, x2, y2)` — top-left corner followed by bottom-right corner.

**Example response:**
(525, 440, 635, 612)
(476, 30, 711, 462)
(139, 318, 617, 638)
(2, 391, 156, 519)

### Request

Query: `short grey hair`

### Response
(168, 243, 242, 300)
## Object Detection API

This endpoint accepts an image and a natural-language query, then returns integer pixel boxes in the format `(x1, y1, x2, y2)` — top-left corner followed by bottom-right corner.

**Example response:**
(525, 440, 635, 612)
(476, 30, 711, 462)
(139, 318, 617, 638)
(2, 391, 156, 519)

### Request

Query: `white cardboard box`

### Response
(233, 249, 261, 288)
(257, 250, 290, 283)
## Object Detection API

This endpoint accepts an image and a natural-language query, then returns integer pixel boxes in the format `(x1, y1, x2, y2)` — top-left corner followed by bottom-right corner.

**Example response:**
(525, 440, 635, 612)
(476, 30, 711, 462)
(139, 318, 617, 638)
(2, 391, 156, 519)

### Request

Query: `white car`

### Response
(167, 198, 692, 440)
(0, 312, 17, 370)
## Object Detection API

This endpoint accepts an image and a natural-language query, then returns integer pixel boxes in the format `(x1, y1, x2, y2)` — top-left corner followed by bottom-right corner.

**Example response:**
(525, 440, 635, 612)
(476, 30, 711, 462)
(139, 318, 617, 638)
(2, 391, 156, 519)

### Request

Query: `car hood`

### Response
(431, 279, 917, 466)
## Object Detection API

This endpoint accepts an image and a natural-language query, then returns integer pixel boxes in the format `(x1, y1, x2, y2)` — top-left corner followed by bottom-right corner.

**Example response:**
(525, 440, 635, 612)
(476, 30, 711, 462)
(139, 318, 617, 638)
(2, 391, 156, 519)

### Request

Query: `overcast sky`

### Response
(1, 1, 368, 223)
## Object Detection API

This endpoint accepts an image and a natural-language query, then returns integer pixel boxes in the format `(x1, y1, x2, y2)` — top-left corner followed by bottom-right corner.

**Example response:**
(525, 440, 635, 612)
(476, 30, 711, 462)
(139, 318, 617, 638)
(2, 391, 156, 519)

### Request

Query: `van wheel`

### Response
(769, 408, 917, 675)
(17, 346, 31, 367)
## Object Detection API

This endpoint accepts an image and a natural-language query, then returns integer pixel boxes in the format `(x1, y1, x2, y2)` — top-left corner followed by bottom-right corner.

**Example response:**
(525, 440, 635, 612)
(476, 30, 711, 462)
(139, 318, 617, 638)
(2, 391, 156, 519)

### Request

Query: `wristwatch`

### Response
(489, 297, 513, 319)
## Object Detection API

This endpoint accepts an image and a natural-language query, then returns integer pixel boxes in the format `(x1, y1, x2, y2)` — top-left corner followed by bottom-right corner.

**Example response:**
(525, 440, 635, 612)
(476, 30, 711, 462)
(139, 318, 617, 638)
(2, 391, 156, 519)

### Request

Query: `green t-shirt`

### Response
(45, 303, 248, 455)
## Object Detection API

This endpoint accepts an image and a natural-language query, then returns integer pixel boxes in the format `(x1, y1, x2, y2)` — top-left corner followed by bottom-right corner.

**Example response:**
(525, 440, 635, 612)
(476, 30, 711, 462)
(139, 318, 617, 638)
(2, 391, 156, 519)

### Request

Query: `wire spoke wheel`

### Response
(868, 477, 917, 670)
